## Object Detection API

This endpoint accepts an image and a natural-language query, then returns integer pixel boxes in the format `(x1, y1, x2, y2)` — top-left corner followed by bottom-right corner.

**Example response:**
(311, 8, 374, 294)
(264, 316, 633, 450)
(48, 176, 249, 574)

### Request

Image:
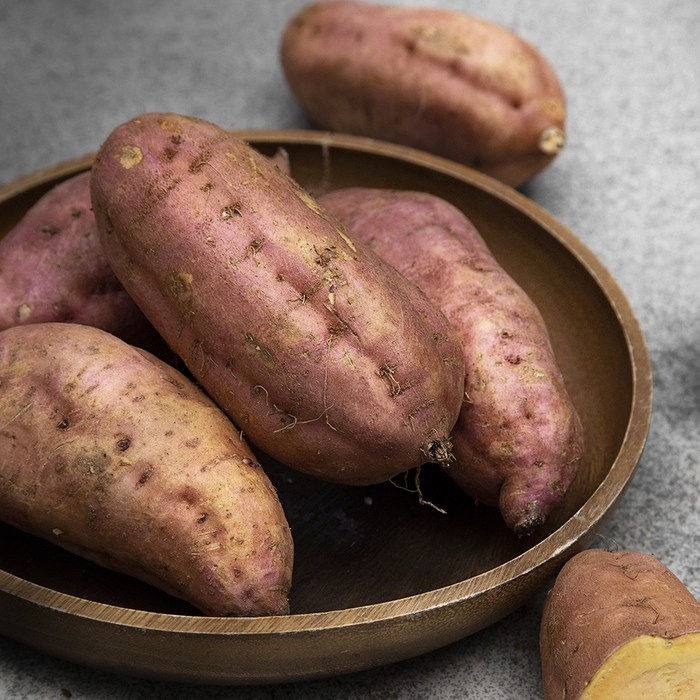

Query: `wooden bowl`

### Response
(0, 131, 652, 684)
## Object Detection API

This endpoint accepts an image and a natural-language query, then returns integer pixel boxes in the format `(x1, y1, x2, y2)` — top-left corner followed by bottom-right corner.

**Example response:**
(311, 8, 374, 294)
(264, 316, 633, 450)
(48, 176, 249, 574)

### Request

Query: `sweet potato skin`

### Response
(319, 187, 583, 534)
(0, 172, 153, 346)
(540, 549, 700, 700)
(280, 1, 566, 187)
(0, 322, 293, 616)
(89, 112, 465, 485)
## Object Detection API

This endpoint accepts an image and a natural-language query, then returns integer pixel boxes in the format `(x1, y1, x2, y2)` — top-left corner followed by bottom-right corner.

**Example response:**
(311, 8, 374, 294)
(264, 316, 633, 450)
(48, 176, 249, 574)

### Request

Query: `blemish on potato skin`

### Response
(244, 332, 277, 368)
(16, 303, 32, 321)
(86, 506, 98, 530)
(377, 361, 402, 397)
(220, 203, 242, 220)
(161, 145, 179, 162)
(73, 453, 112, 492)
(137, 464, 155, 487)
(3, 466, 21, 486)
(21, 482, 39, 499)
(342, 349, 355, 368)
(314, 245, 338, 266)
(119, 145, 143, 169)
(411, 23, 472, 57)
(244, 238, 264, 258)
(116, 437, 131, 451)
(168, 271, 193, 299)
(103, 211, 115, 236)
(189, 150, 212, 174)
(178, 485, 199, 506)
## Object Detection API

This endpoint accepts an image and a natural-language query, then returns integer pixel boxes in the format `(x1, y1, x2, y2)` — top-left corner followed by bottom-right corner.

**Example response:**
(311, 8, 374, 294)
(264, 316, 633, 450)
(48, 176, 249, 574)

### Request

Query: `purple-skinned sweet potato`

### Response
(0, 322, 293, 617)
(280, 1, 566, 187)
(89, 112, 465, 486)
(540, 549, 700, 699)
(0, 171, 155, 346)
(319, 187, 583, 535)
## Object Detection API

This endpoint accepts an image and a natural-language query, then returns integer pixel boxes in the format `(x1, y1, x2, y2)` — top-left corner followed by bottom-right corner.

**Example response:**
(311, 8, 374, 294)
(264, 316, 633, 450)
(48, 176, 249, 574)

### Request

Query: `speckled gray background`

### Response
(1, 1, 699, 698)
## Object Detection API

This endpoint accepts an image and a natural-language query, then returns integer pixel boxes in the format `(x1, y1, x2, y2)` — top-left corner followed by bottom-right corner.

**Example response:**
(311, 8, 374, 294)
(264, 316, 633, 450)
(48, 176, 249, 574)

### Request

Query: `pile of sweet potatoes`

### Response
(0, 109, 581, 618)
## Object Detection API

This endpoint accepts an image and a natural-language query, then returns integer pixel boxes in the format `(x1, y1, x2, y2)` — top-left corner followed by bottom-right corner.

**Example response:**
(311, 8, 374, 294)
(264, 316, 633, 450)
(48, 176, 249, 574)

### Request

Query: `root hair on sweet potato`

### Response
(377, 361, 403, 397)
(390, 466, 447, 514)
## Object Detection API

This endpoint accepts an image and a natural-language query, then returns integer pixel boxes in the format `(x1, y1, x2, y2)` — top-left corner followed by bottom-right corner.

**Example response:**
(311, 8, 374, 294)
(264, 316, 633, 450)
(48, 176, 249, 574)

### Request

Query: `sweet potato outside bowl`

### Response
(0, 131, 652, 684)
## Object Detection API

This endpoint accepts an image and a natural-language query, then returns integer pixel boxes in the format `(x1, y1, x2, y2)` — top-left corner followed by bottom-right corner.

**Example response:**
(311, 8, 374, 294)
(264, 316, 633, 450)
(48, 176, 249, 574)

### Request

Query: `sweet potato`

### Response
(89, 112, 465, 486)
(319, 187, 583, 535)
(0, 322, 293, 616)
(540, 549, 700, 699)
(280, 1, 566, 187)
(0, 171, 154, 346)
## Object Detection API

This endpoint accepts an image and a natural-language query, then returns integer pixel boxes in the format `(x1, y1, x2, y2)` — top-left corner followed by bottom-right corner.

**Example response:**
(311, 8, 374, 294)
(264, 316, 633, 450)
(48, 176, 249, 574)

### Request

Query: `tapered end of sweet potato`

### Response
(538, 126, 565, 156)
(509, 501, 546, 538)
(498, 448, 580, 538)
(421, 435, 454, 467)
